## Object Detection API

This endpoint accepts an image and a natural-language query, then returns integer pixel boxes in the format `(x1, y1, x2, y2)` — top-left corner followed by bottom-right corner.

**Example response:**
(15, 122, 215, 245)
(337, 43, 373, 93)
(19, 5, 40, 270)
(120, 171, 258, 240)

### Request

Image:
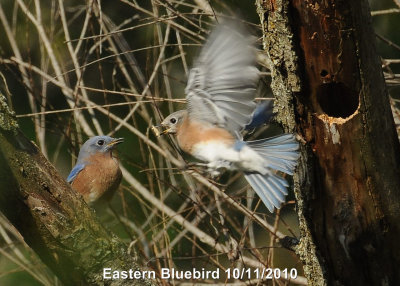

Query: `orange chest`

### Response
(85, 153, 121, 184)
(176, 119, 235, 153)
(71, 153, 122, 203)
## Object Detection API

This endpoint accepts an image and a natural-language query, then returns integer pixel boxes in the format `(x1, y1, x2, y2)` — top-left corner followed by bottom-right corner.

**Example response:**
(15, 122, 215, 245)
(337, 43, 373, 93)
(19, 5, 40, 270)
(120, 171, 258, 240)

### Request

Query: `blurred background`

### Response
(0, 0, 399, 285)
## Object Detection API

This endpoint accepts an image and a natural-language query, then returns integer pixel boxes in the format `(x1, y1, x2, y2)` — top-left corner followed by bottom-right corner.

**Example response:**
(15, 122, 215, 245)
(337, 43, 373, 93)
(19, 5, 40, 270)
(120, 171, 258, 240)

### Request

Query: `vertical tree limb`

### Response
(256, 0, 400, 284)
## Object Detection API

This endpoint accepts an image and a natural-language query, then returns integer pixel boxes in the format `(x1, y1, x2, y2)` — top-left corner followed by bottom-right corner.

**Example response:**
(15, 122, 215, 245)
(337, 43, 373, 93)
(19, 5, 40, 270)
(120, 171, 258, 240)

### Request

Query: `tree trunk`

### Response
(0, 94, 155, 285)
(256, 0, 400, 285)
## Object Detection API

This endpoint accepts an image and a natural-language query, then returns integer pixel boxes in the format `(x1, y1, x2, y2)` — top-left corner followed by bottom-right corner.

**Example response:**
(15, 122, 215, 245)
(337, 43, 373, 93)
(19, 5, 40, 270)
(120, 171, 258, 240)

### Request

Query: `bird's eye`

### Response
(170, 118, 177, 124)
(97, 139, 105, 146)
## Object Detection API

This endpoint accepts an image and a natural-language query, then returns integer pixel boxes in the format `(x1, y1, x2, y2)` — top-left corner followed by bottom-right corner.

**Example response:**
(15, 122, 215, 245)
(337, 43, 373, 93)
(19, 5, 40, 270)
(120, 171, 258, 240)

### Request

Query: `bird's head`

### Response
(158, 110, 187, 135)
(78, 136, 124, 160)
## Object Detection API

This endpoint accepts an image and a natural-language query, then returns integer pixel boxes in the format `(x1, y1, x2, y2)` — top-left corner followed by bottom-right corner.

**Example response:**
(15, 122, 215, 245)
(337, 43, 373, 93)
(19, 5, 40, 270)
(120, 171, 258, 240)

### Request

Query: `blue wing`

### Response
(245, 100, 274, 130)
(67, 163, 85, 183)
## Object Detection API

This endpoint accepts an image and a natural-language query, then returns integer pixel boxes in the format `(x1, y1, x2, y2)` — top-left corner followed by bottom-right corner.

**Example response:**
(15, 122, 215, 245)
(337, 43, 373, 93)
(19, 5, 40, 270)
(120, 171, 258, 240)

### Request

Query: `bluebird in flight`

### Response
(159, 23, 300, 212)
(67, 136, 123, 205)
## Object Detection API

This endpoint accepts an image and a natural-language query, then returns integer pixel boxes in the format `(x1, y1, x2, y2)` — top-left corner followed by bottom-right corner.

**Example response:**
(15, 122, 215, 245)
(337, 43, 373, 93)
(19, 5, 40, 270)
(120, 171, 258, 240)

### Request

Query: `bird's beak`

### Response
(107, 138, 124, 149)
(159, 127, 171, 136)
(152, 125, 170, 137)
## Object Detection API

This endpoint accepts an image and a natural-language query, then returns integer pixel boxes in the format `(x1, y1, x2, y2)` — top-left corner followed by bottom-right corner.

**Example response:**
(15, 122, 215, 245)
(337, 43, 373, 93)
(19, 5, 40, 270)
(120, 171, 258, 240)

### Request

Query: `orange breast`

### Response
(71, 152, 122, 204)
(176, 116, 235, 154)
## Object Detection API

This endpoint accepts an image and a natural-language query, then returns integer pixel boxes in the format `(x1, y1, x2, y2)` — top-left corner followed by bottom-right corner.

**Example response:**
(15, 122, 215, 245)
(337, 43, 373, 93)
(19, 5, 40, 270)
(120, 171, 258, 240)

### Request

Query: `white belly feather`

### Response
(192, 141, 266, 173)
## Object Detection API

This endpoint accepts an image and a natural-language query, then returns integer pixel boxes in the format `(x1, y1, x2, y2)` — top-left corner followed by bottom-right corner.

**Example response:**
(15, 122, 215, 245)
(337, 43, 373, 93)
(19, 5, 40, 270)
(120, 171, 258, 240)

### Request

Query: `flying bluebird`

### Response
(158, 23, 300, 212)
(67, 136, 124, 205)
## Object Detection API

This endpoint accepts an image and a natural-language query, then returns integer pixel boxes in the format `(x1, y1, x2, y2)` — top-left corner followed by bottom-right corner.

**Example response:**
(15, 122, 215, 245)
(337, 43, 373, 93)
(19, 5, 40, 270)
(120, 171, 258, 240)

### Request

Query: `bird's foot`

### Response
(207, 169, 221, 178)
(182, 163, 211, 176)
(185, 162, 208, 169)
(183, 161, 231, 178)
(182, 162, 221, 177)
(206, 161, 233, 178)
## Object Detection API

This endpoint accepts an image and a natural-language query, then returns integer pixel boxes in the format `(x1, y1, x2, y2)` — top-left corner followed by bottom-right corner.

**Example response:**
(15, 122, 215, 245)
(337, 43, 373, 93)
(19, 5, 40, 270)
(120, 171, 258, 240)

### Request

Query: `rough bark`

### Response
(256, 0, 400, 285)
(0, 94, 156, 285)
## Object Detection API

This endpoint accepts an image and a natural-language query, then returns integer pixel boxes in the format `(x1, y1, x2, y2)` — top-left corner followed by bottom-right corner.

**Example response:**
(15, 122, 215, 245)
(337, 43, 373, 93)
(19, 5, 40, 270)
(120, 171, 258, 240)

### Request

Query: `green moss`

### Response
(0, 94, 18, 132)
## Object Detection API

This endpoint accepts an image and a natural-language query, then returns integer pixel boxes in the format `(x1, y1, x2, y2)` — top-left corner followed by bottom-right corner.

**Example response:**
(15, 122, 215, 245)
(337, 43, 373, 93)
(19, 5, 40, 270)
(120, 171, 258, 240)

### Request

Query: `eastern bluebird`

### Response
(158, 23, 300, 212)
(67, 136, 123, 205)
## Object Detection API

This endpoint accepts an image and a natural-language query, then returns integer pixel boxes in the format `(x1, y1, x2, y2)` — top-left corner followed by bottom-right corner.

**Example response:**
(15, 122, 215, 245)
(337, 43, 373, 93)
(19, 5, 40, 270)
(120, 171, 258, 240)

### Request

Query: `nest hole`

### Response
(320, 69, 329, 77)
(316, 82, 359, 118)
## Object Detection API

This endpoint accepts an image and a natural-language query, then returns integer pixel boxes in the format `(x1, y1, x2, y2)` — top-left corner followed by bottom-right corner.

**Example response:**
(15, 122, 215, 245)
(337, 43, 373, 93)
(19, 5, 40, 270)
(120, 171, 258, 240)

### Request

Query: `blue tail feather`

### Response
(244, 173, 289, 212)
(244, 133, 299, 212)
(246, 134, 299, 175)
(245, 174, 275, 212)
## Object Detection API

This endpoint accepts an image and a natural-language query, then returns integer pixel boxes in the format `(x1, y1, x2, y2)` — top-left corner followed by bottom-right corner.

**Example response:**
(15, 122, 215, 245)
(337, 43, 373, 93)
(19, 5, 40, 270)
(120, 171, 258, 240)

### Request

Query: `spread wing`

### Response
(185, 23, 259, 134)
(67, 163, 85, 183)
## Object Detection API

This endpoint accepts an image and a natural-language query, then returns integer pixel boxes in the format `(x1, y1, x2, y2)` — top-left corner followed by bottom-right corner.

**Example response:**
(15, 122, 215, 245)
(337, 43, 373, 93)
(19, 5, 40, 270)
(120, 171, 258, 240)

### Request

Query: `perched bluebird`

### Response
(67, 136, 123, 205)
(158, 23, 300, 212)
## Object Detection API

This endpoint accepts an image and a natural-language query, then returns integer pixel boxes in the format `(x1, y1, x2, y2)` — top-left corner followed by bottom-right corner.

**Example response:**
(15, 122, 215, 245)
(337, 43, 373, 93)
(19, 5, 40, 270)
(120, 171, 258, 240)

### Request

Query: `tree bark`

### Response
(0, 94, 155, 285)
(256, 0, 400, 285)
